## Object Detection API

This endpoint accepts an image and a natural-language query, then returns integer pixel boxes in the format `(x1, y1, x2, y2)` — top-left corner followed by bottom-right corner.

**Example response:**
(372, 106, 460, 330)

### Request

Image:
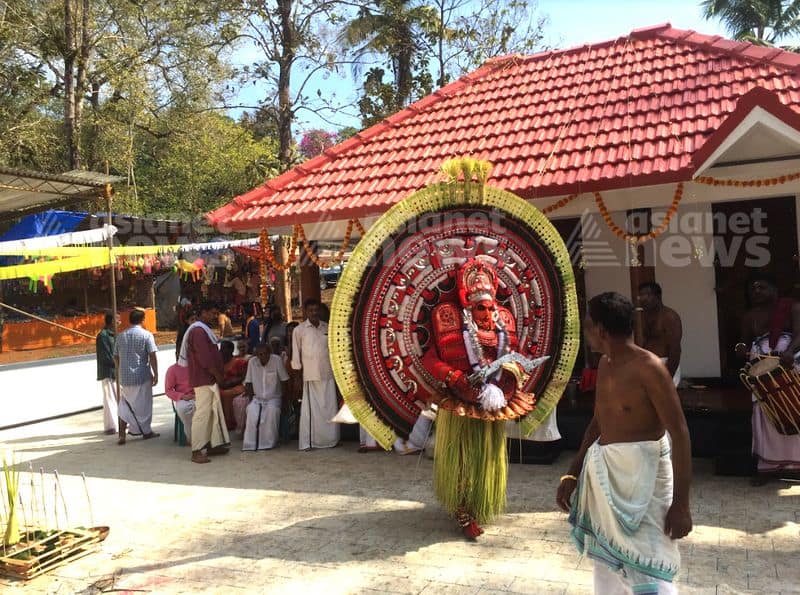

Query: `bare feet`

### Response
(104, 429, 116, 435)
(142, 432, 160, 440)
(117, 437, 126, 445)
(191, 452, 211, 464)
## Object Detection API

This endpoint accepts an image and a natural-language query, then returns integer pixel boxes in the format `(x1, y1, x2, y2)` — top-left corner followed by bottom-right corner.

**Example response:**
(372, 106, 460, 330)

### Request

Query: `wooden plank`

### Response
(0, 528, 100, 581)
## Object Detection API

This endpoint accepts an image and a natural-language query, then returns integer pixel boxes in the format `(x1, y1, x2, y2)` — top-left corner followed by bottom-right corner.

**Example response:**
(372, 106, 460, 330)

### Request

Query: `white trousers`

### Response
(243, 398, 281, 451)
(593, 562, 677, 594)
(298, 378, 340, 450)
(99, 378, 118, 433)
(175, 399, 196, 443)
(192, 384, 230, 452)
(119, 383, 153, 435)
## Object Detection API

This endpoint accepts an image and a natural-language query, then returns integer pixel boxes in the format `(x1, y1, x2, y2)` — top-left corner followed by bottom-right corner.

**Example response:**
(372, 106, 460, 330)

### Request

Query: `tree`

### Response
(127, 112, 279, 217)
(342, 0, 437, 121)
(701, 0, 800, 46)
(432, 0, 547, 85)
(299, 128, 337, 158)
(341, 0, 546, 126)
(0, 0, 239, 170)
(234, 0, 347, 171)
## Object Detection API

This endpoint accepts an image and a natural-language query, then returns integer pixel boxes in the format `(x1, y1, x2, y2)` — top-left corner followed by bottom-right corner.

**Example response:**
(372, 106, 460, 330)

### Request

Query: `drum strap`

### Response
(769, 298, 794, 349)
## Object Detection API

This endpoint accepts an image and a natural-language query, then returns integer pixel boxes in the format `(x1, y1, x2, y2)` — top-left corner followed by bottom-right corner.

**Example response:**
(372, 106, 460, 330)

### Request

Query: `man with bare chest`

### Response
(557, 292, 692, 594)
(736, 273, 800, 484)
(638, 282, 682, 386)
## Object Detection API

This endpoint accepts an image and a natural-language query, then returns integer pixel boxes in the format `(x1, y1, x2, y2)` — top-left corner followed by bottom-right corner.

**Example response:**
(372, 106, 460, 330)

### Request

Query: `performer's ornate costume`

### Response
(329, 158, 579, 539)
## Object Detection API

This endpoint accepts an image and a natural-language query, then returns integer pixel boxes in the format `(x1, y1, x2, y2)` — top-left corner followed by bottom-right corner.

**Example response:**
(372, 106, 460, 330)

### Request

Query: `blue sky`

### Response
(229, 0, 730, 133)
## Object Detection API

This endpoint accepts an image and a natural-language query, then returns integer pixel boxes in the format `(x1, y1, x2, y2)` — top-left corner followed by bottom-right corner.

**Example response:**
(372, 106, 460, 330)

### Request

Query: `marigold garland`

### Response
(694, 172, 800, 187)
(253, 168, 800, 266)
(593, 182, 684, 244)
(541, 193, 580, 215)
(256, 219, 365, 271)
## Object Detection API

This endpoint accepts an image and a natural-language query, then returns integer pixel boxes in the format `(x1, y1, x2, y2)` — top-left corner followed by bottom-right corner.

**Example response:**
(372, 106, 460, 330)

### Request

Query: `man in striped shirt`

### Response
(114, 308, 159, 444)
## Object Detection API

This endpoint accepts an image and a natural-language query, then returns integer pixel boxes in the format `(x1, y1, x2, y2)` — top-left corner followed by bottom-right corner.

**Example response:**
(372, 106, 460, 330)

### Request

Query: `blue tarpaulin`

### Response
(0, 210, 89, 243)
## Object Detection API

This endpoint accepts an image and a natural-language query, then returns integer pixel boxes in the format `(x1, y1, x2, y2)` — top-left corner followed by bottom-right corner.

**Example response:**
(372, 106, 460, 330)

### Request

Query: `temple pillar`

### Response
(299, 241, 321, 307)
(626, 209, 655, 346)
(274, 236, 293, 322)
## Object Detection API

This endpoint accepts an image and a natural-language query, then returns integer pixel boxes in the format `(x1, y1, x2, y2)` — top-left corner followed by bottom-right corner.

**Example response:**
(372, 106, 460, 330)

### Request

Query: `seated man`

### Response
(218, 340, 249, 431)
(243, 343, 289, 451)
(165, 361, 195, 443)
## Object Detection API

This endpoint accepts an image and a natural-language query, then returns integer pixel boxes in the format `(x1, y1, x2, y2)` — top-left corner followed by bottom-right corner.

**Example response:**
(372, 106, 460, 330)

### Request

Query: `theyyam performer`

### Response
(329, 157, 579, 539)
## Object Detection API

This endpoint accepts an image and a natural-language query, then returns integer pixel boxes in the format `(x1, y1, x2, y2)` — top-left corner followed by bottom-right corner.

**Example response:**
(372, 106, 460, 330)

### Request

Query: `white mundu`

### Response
(292, 319, 340, 450)
(243, 354, 289, 451)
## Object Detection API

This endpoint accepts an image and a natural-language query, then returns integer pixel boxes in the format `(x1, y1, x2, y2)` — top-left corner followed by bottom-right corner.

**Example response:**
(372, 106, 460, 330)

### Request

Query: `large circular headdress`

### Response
(329, 158, 580, 449)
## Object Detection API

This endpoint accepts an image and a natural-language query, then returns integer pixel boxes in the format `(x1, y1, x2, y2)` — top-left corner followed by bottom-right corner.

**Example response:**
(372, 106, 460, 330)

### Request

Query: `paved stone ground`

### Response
(0, 398, 798, 594)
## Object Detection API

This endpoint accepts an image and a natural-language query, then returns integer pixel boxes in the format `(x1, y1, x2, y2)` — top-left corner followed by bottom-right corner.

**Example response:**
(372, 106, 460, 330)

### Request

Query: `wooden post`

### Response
(299, 241, 321, 307)
(0, 280, 5, 353)
(105, 182, 125, 440)
(627, 209, 656, 346)
(82, 274, 89, 314)
(274, 237, 292, 322)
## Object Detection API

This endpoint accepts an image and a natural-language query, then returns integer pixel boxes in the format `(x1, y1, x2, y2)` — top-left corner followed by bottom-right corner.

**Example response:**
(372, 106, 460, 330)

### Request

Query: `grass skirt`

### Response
(433, 409, 508, 523)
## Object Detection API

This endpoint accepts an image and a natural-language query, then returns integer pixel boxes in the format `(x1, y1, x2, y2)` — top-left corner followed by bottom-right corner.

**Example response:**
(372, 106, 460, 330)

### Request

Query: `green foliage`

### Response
(0, 0, 277, 219)
(120, 112, 279, 217)
(701, 0, 800, 47)
(343, 0, 546, 127)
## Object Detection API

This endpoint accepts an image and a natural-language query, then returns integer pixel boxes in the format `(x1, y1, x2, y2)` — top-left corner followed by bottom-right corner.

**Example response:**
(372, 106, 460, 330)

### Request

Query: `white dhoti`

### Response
(175, 399, 196, 443)
(506, 409, 562, 442)
(394, 412, 435, 454)
(298, 378, 340, 450)
(243, 398, 281, 451)
(232, 394, 249, 434)
(118, 383, 153, 435)
(191, 384, 230, 452)
(750, 333, 800, 473)
(593, 561, 677, 594)
(99, 378, 118, 433)
(570, 434, 680, 594)
(359, 425, 380, 449)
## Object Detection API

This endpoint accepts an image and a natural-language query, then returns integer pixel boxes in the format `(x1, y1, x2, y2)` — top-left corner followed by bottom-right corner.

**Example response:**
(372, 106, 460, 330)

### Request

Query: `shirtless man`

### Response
(638, 282, 682, 385)
(557, 292, 692, 594)
(735, 273, 800, 484)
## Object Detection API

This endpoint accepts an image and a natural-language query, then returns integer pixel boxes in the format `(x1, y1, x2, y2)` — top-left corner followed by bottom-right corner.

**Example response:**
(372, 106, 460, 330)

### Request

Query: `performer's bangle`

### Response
(560, 474, 577, 483)
(445, 369, 458, 387)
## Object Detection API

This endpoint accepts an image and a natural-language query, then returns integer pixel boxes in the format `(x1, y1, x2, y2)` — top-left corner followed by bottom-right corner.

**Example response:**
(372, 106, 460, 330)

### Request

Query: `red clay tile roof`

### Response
(209, 23, 800, 232)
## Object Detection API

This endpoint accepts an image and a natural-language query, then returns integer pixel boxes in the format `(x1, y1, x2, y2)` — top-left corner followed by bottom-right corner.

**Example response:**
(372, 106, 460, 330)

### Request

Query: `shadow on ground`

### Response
(2, 399, 798, 536)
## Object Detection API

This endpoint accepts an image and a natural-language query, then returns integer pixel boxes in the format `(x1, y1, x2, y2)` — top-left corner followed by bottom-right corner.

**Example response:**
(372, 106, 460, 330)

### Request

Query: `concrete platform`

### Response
(0, 400, 799, 594)
(0, 346, 176, 428)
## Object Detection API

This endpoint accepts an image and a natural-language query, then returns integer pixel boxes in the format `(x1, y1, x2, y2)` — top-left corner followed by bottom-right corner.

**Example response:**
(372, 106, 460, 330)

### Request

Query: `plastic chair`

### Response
(172, 401, 187, 446)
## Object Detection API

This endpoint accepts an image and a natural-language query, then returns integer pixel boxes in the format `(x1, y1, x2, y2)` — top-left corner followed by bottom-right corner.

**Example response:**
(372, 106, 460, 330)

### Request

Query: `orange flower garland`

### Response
(593, 182, 684, 244)
(255, 219, 365, 271)
(694, 172, 800, 187)
(256, 230, 298, 272)
(541, 193, 580, 215)
(259, 230, 270, 307)
(295, 219, 362, 268)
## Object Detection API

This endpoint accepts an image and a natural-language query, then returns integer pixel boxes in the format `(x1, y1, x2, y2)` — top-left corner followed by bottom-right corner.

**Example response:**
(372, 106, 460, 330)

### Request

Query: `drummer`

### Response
(638, 282, 682, 386)
(736, 272, 800, 485)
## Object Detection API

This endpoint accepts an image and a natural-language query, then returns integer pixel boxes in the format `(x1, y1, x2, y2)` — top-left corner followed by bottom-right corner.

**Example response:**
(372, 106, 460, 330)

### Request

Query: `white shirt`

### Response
(244, 354, 289, 401)
(291, 319, 333, 381)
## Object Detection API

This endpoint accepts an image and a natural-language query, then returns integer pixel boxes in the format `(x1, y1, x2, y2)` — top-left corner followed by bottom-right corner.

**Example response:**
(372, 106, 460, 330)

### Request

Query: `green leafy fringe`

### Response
(433, 410, 507, 523)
